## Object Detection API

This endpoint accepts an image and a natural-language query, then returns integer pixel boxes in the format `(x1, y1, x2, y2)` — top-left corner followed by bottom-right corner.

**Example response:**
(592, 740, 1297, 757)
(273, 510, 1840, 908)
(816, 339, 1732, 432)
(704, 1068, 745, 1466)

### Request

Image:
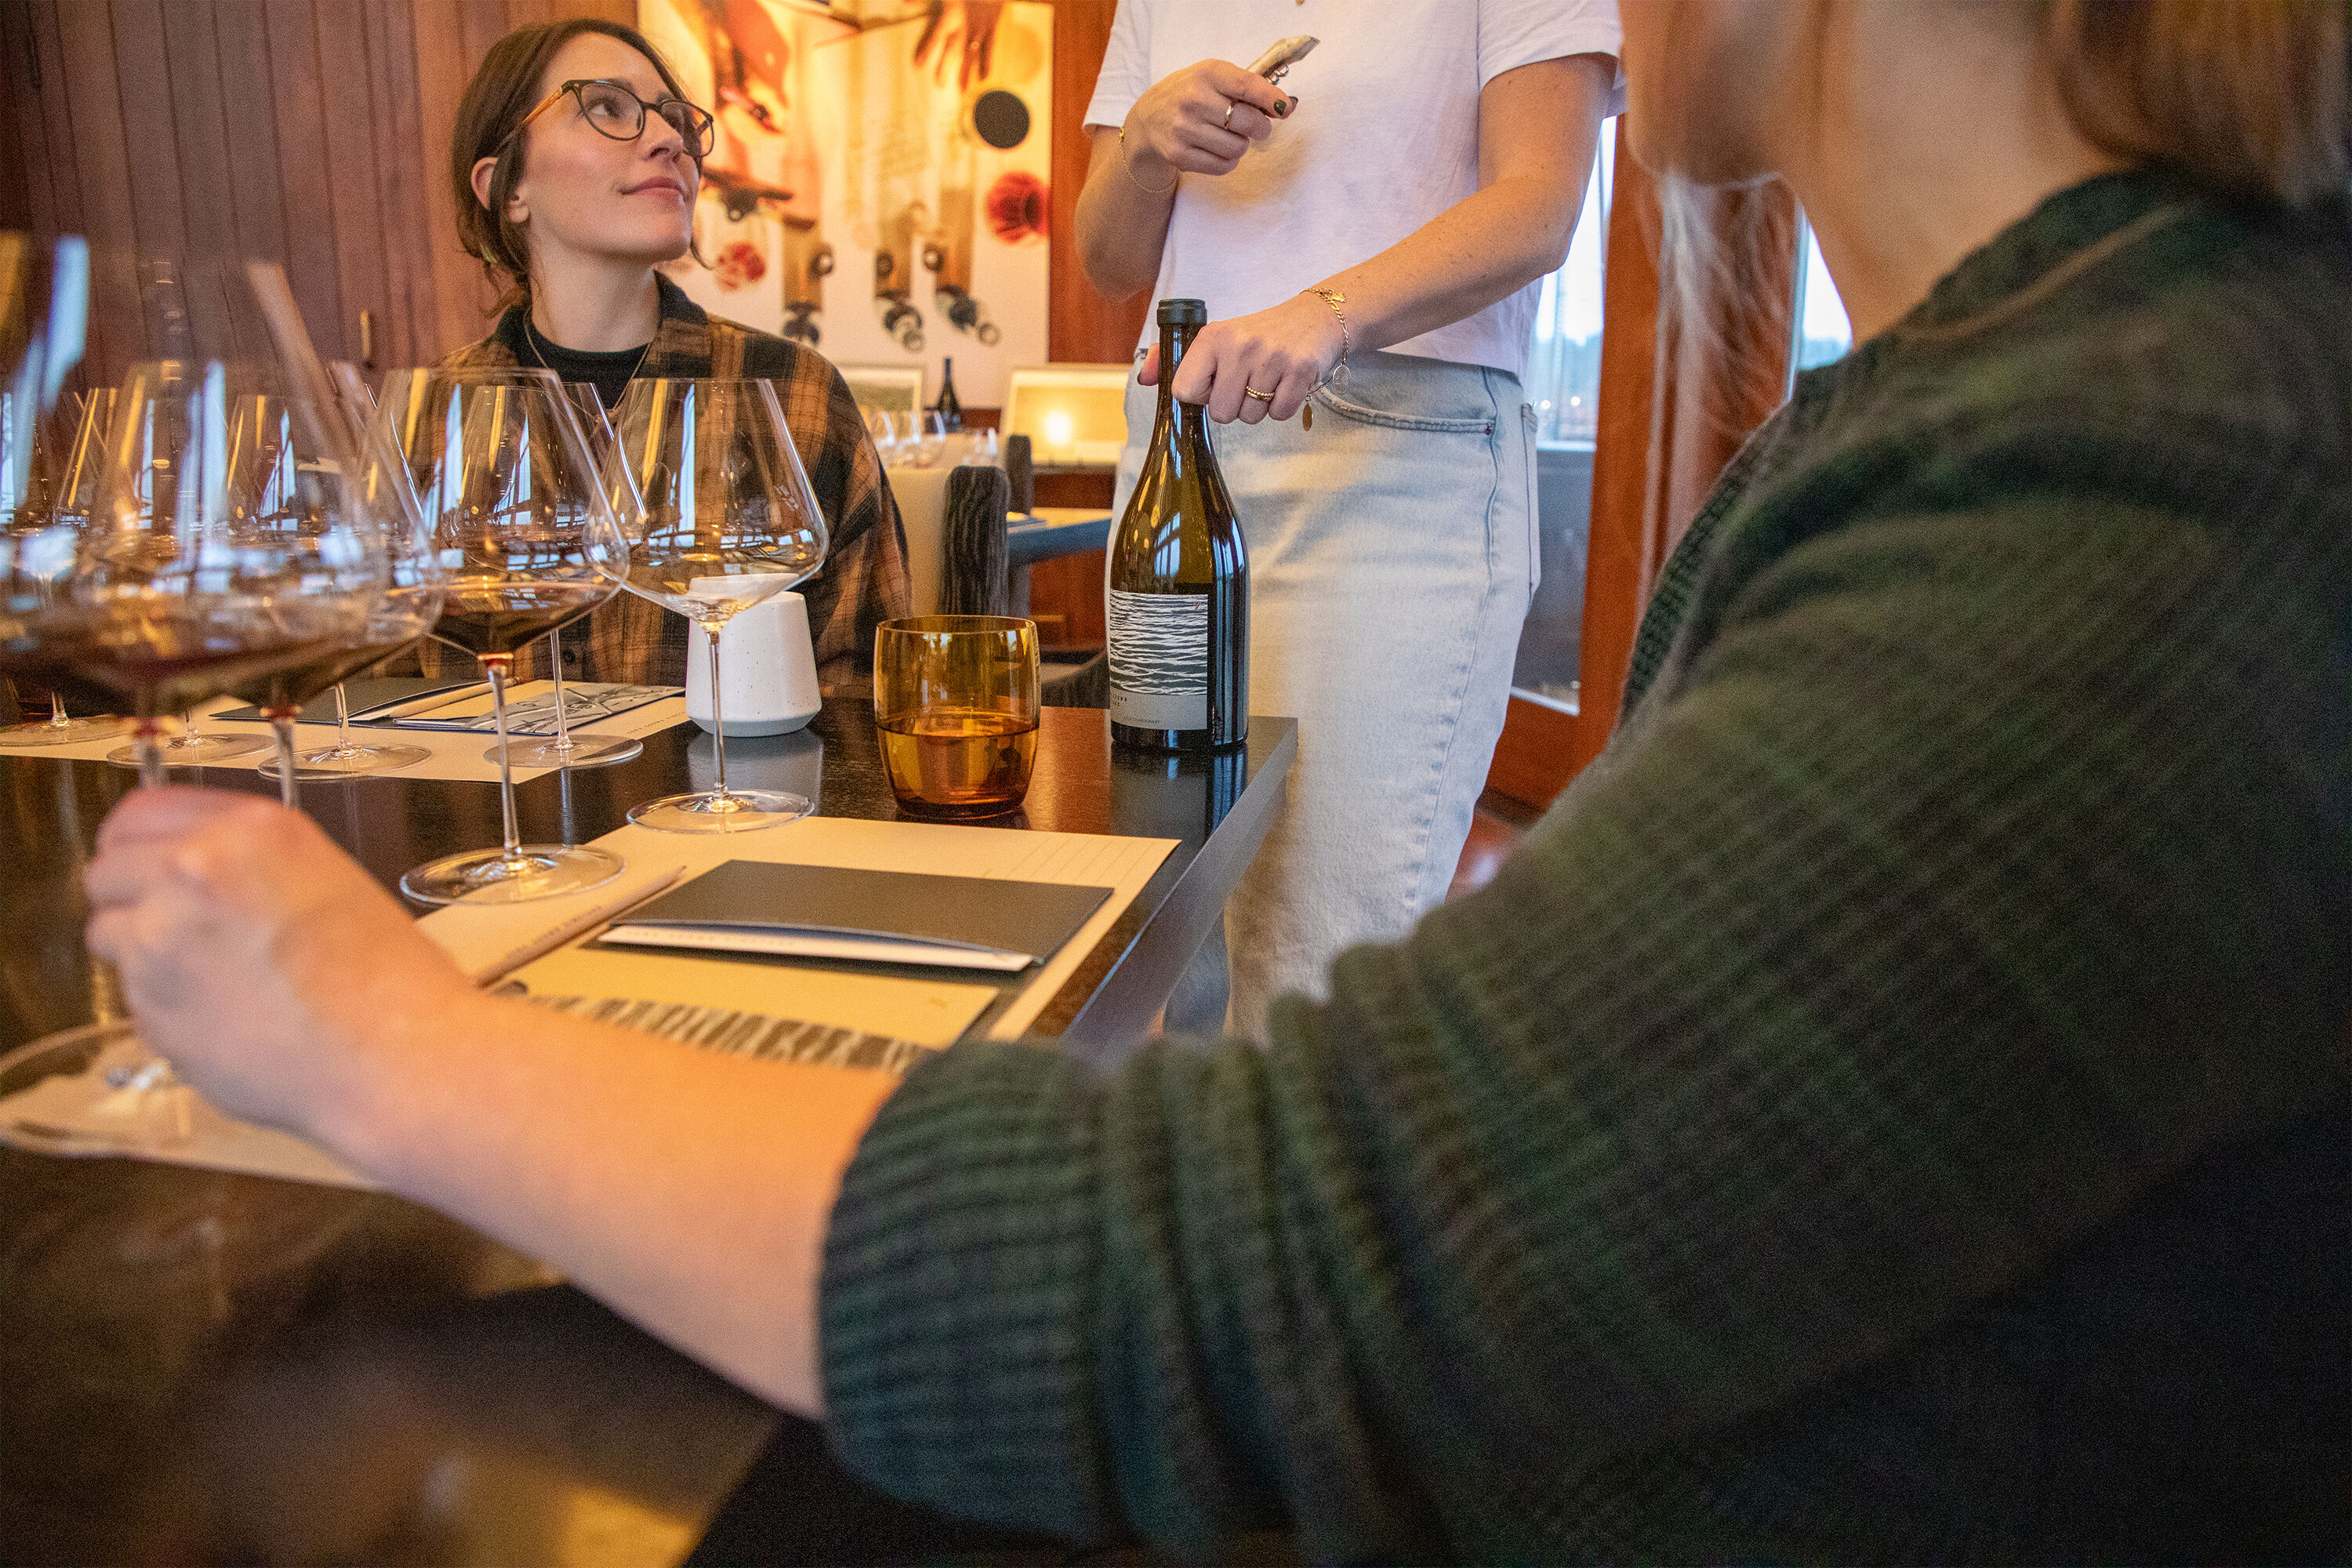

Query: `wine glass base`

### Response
(259, 741, 433, 780)
(0, 1020, 200, 1156)
(400, 844, 626, 906)
(109, 733, 272, 768)
(485, 732, 643, 769)
(0, 716, 131, 746)
(627, 788, 813, 834)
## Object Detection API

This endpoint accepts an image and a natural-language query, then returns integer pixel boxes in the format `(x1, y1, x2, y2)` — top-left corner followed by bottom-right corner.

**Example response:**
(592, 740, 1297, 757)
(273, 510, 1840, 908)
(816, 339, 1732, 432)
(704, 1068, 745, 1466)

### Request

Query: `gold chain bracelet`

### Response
(1305, 285, 1348, 380)
(1116, 123, 1178, 195)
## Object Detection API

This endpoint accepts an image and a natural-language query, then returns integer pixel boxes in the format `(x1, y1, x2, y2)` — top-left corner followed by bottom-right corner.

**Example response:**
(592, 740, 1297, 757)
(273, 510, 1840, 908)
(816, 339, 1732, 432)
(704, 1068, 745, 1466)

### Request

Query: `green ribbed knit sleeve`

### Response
(820, 468, 2347, 1558)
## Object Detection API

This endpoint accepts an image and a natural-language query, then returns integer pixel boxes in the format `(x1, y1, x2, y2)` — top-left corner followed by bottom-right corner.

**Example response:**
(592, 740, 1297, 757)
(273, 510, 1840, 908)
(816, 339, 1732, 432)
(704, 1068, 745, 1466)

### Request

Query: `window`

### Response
(1525, 118, 1614, 445)
(1792, 217, 1853, 371)
(1511, 119, 1615, 712)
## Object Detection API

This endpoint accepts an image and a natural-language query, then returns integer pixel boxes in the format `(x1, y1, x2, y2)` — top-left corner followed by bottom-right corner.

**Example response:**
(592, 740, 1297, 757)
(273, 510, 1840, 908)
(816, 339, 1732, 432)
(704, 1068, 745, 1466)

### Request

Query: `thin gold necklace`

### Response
(523, 317, 653, 384)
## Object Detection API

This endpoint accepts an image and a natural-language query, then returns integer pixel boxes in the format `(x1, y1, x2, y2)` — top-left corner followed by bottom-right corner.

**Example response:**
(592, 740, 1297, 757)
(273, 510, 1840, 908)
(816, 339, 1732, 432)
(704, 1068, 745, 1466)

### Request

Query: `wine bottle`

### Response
(1105, 298, 1247, 752)
(934, 357, 963, 432)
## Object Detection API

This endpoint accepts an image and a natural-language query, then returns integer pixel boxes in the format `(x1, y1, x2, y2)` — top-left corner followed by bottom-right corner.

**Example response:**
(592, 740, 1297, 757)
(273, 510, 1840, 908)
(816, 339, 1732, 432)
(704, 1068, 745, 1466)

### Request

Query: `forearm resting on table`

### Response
(321, 989, 897, 1416)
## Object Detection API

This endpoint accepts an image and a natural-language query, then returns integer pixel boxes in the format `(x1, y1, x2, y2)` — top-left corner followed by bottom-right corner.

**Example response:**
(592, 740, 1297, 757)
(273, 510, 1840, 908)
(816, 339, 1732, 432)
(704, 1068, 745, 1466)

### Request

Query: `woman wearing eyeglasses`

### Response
(426, 20, 910, 689)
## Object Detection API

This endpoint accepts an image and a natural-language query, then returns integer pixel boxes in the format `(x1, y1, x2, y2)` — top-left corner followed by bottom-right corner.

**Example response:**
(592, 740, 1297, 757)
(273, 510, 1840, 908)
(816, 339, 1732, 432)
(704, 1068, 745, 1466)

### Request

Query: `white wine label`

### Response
(1107, 589, 1209, 730)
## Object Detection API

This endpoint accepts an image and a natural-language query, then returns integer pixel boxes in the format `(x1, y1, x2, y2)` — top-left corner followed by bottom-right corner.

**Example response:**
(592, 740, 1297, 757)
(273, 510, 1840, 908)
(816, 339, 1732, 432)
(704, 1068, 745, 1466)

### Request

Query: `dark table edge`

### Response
(1046, 720, 1295, 1069)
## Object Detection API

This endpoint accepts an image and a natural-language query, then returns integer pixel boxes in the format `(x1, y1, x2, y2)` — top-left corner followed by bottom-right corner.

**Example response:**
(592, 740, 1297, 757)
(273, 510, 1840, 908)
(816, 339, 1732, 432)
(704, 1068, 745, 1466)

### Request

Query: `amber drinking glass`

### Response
(873, 615, 1039, 819)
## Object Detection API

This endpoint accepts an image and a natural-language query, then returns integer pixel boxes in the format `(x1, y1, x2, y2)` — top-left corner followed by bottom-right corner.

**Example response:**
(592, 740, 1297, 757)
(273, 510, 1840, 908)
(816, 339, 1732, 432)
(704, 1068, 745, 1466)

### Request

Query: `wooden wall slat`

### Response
(104, 0, 187, 261)
(372, 0, 436, 365)
(456, 0, 513, 86)
(408, 0, 484, 356)
(158, 0, 242, 266)
(260, 0, 347, 366)
(24, 2, 87, 239)
(359, 0, 419, 365)
(310, 0, 394, 366)
(211, 0, 292, 268)
(53, 0, 140, 374)
(0, 0, 39, 234)
(1047, 0, 1145, 364)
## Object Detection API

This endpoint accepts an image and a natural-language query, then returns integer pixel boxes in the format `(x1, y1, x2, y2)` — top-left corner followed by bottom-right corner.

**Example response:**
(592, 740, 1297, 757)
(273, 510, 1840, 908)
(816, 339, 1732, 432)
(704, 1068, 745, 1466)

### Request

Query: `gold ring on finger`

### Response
(1243, 385, 1274, 401)
(1222, 100, 1237, 130)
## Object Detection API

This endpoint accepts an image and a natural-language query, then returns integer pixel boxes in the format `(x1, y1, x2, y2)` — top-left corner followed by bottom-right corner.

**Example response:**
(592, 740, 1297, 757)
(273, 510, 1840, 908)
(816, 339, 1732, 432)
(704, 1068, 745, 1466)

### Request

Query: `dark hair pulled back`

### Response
(450, 20, 702, 312)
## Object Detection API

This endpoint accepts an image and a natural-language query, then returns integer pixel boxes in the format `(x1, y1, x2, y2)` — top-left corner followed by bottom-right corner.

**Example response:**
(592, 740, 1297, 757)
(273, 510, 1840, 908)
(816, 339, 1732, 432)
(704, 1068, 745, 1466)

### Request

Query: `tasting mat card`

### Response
(416, 816, 1177, 1047)
(0, 990, 939, 1191)
(0, 689, 693, 786)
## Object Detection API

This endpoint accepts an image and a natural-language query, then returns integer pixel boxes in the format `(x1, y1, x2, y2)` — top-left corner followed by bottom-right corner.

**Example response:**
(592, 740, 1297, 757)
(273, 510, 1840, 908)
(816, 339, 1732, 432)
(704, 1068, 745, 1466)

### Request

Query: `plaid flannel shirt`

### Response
(421, 274, 909, 689)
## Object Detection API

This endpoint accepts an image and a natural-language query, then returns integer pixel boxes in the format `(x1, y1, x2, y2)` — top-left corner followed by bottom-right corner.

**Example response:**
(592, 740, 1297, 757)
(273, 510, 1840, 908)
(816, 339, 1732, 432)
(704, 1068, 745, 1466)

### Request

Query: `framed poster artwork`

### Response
(836, 364, 924, 421)
(638, 0, 1053, 410)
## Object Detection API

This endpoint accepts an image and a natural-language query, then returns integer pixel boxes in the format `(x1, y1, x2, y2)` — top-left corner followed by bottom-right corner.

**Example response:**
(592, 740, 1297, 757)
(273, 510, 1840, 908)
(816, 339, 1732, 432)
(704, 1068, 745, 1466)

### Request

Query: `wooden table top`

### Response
(0, 696, 1294, 1566)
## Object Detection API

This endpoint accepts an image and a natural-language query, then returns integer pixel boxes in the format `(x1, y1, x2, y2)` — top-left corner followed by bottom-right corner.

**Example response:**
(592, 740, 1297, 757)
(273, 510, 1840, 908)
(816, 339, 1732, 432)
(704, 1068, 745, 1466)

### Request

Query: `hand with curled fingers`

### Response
(1120, 59, 1294, 188)
(1139, 292, 1344, 426)
(82, 786, 477, 1145)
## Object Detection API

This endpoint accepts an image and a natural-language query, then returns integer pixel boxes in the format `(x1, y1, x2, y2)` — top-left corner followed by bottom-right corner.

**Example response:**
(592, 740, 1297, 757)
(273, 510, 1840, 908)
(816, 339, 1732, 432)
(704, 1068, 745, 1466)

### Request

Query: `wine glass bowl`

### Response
(380, 367, 629, 903)
(610, 377, 828, 833)
(2, 383, 131, 746)
(483, 382, 644, 772)
(80, 354, 383, 781)
(260, 372, 445, 781)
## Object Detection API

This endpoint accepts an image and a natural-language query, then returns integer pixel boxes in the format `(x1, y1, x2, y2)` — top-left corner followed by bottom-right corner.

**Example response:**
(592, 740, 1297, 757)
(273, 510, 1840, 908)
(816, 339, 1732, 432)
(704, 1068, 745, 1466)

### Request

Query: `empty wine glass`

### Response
(612, 377, 827, 833)
(258, 370, 444, 782)
(382, 366, 630, 903)
(2, 379, 130, 746)
(864, 407, 900, 466)
(485, 382, 644, 771)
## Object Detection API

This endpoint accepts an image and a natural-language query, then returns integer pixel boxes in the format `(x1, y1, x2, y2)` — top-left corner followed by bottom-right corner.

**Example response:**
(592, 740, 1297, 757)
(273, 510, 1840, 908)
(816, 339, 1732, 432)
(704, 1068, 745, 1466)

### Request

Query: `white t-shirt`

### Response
(1083, 0, 1623, 381)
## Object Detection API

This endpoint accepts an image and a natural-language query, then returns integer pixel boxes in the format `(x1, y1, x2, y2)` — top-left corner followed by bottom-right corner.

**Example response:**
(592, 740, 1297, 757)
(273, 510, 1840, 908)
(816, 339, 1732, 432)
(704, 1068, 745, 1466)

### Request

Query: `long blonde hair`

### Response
(1657, 0, 2349, 387)
(2045, 0, 2350, 209)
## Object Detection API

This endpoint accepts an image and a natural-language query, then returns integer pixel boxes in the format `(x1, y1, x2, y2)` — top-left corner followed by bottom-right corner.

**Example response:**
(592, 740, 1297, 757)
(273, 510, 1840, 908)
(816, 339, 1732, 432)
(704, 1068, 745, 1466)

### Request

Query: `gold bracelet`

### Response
(1305, 287, 1348, 379)
(1116, 123, 1178, 195)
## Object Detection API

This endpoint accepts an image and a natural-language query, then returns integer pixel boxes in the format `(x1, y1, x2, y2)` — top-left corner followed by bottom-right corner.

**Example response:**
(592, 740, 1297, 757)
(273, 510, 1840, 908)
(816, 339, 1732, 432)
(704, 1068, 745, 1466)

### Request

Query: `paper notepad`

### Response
(601, 860, 1113, 973)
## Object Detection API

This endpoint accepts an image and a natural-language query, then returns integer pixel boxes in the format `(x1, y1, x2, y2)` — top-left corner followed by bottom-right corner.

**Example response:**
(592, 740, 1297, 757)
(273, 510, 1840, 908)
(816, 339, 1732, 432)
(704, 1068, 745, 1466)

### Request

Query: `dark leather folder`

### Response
(601, 859, 1112, 972)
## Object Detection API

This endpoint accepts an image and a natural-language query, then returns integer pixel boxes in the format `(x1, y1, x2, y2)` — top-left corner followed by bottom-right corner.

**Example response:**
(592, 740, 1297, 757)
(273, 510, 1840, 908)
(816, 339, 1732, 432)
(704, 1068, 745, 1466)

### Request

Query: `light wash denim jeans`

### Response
(1116, 350, 1538, 1040)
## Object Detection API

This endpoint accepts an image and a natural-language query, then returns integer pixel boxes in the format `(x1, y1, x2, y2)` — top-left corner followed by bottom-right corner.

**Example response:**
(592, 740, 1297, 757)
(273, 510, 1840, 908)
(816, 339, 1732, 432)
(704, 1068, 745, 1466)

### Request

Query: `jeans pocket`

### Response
(1311, 379, 1495, 436)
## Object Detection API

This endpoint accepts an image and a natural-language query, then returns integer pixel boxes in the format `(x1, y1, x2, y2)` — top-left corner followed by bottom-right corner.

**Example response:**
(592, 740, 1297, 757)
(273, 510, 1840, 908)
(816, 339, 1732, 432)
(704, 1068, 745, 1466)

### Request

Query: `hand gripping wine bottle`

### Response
(1105, 298, 1248, 751)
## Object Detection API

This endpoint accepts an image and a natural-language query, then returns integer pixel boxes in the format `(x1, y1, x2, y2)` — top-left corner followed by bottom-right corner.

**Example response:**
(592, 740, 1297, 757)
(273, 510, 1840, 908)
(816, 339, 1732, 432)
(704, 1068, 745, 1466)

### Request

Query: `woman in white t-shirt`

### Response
(1076, 1, 1621, 1039)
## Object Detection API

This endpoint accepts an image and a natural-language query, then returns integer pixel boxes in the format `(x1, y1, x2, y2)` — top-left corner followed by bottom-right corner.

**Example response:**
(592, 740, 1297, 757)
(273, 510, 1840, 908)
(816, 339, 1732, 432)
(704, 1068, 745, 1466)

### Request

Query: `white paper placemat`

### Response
(419, 815, 1177, 1045)
(0, 688, 693, 785)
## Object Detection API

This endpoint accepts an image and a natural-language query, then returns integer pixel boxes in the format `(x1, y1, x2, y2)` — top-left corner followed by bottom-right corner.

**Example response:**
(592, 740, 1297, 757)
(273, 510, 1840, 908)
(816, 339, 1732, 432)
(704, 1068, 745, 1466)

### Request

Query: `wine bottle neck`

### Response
(1156, 321, 1208, 441)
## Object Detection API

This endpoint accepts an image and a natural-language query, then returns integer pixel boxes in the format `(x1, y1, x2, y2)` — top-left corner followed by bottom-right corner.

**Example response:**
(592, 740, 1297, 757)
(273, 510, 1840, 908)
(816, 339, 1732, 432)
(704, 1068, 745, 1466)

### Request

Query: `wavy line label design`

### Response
(1107, 590, 1207, 730)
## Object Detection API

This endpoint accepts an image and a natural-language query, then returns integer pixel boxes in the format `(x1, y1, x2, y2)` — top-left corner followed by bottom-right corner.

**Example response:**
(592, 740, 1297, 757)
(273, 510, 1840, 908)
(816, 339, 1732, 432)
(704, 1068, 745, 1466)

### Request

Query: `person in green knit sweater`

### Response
(74, 0, 2348, 1559)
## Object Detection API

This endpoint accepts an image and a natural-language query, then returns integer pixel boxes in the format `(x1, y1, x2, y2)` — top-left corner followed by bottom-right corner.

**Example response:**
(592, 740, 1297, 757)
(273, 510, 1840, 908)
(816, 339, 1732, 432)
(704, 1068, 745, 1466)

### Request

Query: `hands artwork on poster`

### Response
(637, 0, 1053, 408)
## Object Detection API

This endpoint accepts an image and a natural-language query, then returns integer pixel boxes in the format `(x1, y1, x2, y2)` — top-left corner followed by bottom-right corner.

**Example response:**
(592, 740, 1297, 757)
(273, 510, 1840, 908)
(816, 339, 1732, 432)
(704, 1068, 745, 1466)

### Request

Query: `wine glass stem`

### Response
(702, 620, 728, 801)
(47, 692, 67, 728)
(268, 712, 299, 810)
(333, 683, 354, 753)
(134, 717, 165, 789)
(548, 627, 573, 754)
(485, 656, 524, 862)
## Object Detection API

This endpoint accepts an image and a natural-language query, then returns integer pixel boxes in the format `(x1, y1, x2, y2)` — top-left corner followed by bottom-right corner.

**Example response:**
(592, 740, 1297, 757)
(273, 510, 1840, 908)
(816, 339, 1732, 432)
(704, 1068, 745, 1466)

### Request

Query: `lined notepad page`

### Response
(419, 816, 1176, 1049)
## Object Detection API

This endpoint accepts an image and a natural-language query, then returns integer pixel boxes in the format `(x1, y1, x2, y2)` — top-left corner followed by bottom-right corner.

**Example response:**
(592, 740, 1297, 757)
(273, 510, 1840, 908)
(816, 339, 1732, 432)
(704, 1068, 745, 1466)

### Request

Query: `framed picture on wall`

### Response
(837, 365, 925, 423)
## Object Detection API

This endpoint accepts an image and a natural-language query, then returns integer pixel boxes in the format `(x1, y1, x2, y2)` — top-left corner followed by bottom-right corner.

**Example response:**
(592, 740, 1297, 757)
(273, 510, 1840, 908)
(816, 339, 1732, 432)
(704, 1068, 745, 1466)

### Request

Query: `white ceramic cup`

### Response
(686, 590, 822, 736)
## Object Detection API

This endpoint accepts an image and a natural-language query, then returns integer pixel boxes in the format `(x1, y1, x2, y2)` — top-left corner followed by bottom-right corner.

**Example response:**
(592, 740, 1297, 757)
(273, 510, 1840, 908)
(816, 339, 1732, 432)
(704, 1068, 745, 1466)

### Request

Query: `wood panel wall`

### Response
(2, 0, 1123, 376)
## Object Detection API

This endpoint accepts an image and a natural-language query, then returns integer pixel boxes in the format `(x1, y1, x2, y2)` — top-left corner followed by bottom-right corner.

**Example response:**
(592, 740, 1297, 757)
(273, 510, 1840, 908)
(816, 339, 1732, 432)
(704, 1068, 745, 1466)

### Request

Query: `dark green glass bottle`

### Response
(1105, 299, 1248, 752)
